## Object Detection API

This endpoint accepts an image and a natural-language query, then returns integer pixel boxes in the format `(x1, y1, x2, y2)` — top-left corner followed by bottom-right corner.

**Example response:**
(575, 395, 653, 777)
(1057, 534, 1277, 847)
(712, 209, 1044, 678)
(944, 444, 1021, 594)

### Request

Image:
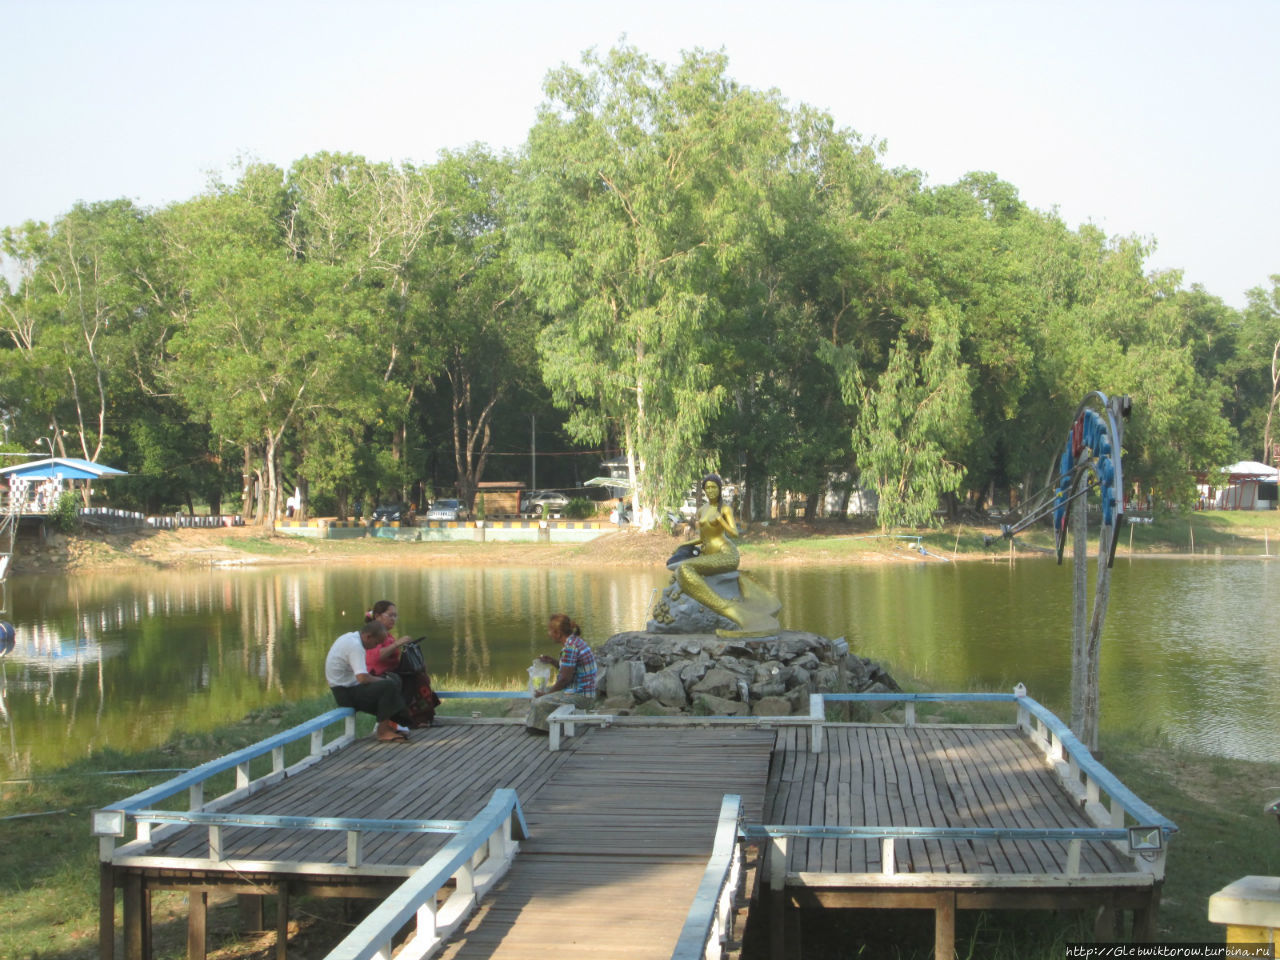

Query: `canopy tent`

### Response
(0, 458, 127, 481)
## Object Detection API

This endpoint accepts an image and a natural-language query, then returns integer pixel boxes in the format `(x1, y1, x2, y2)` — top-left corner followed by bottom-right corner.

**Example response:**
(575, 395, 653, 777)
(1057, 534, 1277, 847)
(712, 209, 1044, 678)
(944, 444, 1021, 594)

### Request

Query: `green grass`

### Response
(219, 536, 294, 556)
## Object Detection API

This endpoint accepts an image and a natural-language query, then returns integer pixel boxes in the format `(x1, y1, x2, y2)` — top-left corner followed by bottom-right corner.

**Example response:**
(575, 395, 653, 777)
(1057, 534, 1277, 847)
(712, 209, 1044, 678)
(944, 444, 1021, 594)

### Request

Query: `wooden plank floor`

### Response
(143, 723, 584, 871)
(763, 725, 1132, 878)
(438, 727, 776, 960)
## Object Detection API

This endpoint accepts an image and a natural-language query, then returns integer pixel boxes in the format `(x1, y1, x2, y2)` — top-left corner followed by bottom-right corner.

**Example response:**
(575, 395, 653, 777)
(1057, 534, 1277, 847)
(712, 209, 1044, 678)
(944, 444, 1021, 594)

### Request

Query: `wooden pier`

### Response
(94, 694, 1174, 960)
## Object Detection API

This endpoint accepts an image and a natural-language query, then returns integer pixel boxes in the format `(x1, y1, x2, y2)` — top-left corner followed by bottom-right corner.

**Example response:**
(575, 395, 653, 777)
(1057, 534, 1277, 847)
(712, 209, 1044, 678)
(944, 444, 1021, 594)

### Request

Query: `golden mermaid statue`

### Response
(673, 474, 781, 637)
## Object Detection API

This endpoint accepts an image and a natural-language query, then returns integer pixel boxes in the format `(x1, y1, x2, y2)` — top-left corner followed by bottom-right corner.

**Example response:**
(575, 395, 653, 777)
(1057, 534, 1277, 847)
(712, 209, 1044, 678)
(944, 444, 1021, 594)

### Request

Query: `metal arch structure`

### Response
(997, 391, 1131, 754)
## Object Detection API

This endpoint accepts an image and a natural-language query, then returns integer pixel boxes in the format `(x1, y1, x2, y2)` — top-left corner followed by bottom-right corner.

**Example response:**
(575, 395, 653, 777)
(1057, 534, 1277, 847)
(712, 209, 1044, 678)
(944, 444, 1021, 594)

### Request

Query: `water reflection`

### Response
(0, 558, 1275, 776)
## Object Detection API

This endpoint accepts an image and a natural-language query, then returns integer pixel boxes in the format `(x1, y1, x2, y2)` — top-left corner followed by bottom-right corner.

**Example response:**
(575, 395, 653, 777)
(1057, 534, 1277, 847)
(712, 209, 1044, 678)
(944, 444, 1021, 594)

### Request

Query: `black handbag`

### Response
(400, 638, 427, 674)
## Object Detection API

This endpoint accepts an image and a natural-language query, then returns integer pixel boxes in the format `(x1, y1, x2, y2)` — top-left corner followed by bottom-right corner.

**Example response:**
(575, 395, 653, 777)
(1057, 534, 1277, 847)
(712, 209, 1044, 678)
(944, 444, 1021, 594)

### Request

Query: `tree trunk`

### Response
(242, 446, 255, 521)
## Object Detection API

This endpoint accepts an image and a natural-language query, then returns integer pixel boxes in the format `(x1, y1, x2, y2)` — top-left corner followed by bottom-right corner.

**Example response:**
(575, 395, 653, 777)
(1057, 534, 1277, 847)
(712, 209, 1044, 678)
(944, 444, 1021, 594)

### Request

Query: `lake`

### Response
(1, 555, 1276, 777)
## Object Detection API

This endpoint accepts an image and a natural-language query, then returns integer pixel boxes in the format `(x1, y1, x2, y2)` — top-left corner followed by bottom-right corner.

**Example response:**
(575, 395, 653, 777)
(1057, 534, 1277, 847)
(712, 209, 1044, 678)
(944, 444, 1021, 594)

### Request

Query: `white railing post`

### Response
(416, 899, 438, 944)
(311, 729, 324, 756)
(809, 694, 825, 754)
(455, 863, 474, 899)
(236, 761, 250, 789)
(272, 746, 285, 775)
(881, 837, 895, 876)
(347, 831, 361, 868)
(769, 837, 788, 892)
(904, 702, 916, 726)
(1066, 838, 1082, 876)
(209, 824, 222, 861)
(189, 782, 204, 812)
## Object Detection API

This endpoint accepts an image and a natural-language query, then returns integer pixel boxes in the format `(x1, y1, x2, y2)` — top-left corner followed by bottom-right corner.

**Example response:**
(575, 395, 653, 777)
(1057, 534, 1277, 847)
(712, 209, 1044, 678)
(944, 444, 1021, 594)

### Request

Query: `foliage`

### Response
(564, 496, 595, 519)
(47, 489, 80, 532)
(0, 43, 1269, 528)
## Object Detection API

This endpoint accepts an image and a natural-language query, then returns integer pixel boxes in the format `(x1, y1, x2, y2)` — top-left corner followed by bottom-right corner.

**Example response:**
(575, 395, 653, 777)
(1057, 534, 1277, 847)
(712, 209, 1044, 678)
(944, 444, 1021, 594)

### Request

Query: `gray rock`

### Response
(750, 679, 787, 700)
(692, 667, 740, 700)
(607, 660, 645, 700)
(678, 657, 711, 689)
(644, 667, 689, 708)
(785, 685, 813, 713)
(692, 693, 749, 717)
(791, 652, 821, 672)
(753, 660, 785, 684)
(716, 655, 754, 679)
(588, 628, 899, 719)
(632, 700, 686, 717)
(813, 666, 840, 692)
(753, 696, 793, 717)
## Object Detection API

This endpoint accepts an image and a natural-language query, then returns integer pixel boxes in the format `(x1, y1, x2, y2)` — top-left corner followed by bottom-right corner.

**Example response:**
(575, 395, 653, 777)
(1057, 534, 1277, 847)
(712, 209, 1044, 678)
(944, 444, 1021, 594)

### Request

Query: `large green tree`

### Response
(512, 44, 793, 519)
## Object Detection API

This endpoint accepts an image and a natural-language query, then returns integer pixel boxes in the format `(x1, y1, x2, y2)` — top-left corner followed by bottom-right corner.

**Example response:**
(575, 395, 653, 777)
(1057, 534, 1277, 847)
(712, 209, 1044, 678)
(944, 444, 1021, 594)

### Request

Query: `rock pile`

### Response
(592, 630, 900, 717)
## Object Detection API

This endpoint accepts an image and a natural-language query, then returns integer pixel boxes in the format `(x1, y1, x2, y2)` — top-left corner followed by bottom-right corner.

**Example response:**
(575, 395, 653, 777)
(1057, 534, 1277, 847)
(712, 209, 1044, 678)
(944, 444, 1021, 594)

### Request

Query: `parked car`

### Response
(525, 490, 570, 517)
(371, 502, 415, 523)
(425, 499, 467, 521)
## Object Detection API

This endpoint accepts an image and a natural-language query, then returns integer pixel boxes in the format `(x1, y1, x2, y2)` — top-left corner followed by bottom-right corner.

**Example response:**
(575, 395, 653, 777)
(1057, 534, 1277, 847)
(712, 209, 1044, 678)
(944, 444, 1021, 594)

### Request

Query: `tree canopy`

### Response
(0, 44, 1265, 525)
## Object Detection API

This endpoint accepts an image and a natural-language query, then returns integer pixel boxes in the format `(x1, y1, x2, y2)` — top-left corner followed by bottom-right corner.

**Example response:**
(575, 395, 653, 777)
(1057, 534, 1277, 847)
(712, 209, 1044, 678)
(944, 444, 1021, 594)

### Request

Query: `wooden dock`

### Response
(95, 694, 1174, 960)
(757, 724, 1162, 957)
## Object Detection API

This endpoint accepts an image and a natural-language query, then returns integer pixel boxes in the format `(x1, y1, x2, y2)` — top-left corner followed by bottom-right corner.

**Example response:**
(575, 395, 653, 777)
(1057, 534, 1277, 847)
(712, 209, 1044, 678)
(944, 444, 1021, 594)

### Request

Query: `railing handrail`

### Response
(324, 788, 528, 960)
(743, 824, 1128, 842)
(1016, 694, 1175, 832)
(671, 794, 743, 960)
(816, 691, 1177, 835)
(129, 810, 469, 834)
(95, 707, 353, 821)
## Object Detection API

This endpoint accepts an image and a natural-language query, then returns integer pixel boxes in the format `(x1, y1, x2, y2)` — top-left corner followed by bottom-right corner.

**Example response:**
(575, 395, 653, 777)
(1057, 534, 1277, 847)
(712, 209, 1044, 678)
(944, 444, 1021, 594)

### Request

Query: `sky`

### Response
(2, 0, 1276, 307)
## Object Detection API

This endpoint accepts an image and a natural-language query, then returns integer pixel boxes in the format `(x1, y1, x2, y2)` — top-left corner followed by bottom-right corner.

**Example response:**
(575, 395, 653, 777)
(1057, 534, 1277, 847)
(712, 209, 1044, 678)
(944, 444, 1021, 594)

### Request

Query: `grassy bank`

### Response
(25, 507, 1280, 578)
(3, 692, 1276, 958)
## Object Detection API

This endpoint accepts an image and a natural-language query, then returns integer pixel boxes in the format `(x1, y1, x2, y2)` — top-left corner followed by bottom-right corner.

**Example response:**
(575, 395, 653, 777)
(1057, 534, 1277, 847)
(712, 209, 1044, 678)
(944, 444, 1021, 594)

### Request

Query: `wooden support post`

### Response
(769, 838, 788, 960)
(1094, 901, 1120, 941)
(99, 863, 116, 960)
(276, 885, 290, 960)
(187, 889, 208, 960)
(934, 891, 956, 959)
(123, 874, 144, 960)
(1132, 884, 1161, 940)
(239, 895, 265, 931)
(142, 884, 153, 960)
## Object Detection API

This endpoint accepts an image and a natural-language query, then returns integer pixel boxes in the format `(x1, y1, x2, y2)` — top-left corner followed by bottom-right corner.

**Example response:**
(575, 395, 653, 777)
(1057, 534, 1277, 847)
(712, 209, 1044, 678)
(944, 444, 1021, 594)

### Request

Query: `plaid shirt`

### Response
(559, 634, 597, 696)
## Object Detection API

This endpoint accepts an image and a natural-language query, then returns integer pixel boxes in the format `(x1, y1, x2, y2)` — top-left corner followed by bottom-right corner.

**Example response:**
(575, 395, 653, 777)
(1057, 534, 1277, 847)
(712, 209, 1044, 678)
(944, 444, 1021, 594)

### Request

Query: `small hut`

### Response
(0, 457, 127, 514)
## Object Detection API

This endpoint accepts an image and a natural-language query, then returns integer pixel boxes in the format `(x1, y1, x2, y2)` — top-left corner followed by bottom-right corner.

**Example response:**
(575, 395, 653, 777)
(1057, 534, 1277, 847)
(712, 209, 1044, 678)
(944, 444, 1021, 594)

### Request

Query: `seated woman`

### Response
(525, 613, 597, 733)
(673, 474, 780, 636)
(365, 600, 442, 727)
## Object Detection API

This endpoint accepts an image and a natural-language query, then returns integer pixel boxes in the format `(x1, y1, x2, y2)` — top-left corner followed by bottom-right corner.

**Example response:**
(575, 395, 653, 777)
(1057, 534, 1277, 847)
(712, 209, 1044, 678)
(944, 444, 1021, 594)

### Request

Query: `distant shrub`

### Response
(49, 491, 81, 533)
(565, 497, 595, 520)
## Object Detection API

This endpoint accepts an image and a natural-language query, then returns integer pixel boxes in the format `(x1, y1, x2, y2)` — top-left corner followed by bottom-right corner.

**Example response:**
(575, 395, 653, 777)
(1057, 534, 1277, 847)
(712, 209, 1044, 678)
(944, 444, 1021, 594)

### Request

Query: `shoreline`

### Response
(12, 516, 1280, 577)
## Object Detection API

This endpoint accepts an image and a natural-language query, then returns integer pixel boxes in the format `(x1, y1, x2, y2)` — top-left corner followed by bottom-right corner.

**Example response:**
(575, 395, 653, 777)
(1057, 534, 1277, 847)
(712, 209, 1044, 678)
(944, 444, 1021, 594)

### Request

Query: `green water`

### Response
(1, 556, 1276, 776)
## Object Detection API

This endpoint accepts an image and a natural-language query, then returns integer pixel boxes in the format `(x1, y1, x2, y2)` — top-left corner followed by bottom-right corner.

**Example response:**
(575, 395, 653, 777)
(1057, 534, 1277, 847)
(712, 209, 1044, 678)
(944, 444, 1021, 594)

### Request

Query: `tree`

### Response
(512, 44, 793, 519)
(828, 305, 973, 528)
(0, 201, 155, 469)
(163, 166, 376, 528)
(1239, 277, 1280, 465)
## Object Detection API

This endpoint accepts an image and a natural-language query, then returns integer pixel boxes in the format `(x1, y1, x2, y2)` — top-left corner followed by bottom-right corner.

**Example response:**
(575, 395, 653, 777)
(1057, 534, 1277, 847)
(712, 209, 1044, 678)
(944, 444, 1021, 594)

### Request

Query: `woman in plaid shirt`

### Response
(526, 613, 597, 731)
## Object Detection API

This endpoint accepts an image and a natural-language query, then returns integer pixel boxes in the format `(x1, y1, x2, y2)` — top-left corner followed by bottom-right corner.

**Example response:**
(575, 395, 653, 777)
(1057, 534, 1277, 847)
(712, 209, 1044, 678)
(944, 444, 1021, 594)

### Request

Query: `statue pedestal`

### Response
(647, 570, 781, 637)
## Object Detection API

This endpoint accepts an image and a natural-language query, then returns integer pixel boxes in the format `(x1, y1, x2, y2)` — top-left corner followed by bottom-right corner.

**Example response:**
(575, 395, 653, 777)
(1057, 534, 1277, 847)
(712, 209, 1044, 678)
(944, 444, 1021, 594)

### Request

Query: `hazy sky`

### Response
(3, 0, 1275, 306)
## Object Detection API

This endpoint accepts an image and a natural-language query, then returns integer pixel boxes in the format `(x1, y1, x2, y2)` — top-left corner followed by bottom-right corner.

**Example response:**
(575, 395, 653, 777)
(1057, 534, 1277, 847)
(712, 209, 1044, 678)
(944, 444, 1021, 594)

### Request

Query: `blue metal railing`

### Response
(324, 789, 528, 960)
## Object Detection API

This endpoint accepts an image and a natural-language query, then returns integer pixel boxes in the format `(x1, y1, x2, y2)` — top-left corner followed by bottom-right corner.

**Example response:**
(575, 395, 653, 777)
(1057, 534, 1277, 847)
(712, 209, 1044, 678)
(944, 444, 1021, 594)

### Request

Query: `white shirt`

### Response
(325, 632, 368, 687)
